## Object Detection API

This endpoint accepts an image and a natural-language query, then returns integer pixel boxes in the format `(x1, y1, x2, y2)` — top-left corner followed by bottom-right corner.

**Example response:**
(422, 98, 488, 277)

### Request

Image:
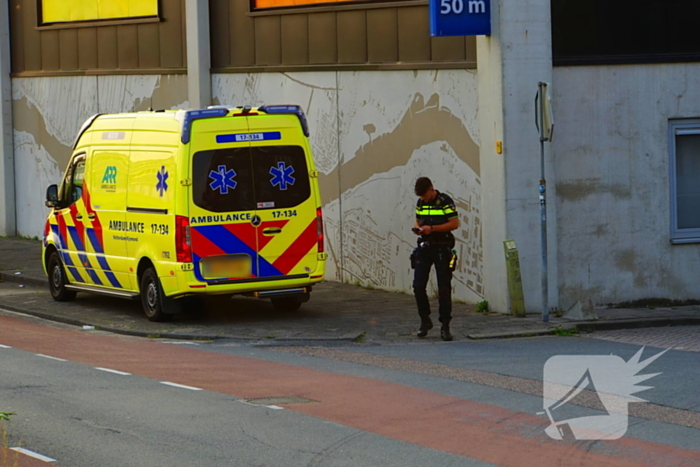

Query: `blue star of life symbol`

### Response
(270, 162, 295, 191)
(156, 166, 168, 197)
(209, 165, 237, 194)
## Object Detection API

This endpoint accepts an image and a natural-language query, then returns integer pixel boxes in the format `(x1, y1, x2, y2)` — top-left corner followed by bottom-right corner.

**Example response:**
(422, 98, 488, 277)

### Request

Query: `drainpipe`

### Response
(185, 0, 212, 109)
(0, 0, 16, 237)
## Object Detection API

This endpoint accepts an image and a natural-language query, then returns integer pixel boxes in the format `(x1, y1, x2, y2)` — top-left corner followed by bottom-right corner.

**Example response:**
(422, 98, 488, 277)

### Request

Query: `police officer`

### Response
(412, 177, 459, 341)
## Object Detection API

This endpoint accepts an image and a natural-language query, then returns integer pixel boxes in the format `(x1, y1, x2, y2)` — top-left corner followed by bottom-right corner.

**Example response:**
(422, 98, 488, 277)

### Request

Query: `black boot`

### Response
(417, 318, 433, 338)
(440, 325, 453, 341)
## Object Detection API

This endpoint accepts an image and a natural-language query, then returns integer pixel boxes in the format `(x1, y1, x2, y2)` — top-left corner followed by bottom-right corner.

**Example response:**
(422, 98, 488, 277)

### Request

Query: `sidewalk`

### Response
(1, 236, 699, 343)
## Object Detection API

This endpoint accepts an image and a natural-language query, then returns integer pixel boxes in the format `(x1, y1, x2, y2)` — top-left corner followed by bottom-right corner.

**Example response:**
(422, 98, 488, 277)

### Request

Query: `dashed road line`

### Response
(35, 354, 66, 362)
(236, 400, 285, 410)
(0, 344, 11, 348)
(95, 367, 131, 376)
(160, 381, 202, 391)
(10, 447, 57, 462)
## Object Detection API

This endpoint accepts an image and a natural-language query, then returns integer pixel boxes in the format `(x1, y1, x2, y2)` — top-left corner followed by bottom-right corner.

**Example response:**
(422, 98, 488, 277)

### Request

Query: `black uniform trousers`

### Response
(412, 246, 452, 326)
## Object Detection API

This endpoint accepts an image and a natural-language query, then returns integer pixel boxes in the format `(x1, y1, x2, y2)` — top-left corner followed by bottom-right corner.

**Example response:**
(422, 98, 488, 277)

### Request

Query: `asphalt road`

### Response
(1, 311, 699, 466)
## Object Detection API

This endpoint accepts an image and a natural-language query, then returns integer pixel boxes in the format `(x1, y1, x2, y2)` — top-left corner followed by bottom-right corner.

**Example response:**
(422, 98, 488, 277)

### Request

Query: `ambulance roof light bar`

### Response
(176, 108, 229, 144)
(258, 104, 310, 137)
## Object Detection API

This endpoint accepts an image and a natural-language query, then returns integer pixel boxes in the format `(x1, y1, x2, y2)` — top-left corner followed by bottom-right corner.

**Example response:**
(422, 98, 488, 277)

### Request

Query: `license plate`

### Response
(201, 255, 251, 279)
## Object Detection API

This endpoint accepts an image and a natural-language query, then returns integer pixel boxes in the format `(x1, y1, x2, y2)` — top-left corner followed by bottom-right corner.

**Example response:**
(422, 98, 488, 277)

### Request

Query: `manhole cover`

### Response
(243, 396, 317, 406)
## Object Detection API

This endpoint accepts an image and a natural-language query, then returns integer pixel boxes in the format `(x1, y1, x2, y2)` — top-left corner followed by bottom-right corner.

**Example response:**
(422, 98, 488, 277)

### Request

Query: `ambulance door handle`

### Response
(263, 228, 282, 235)
(75, 214, 83, 220)
(88, 213, 96, 220)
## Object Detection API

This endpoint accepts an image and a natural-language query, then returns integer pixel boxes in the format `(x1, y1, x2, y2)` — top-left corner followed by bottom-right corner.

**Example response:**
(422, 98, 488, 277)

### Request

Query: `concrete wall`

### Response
(0, 0, 15, 237)
(212, 71, 483, 302)
(12, 70, 484, 303)
(478, 0, 556, 315)
(553, 64, 700, 306)
(11, 75, 189, 237)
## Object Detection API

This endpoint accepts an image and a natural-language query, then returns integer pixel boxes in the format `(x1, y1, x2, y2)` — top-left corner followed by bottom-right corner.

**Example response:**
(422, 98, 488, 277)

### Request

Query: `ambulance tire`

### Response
(140, 267, 179, 322)
(48, 252, 77, 302)
(271, 297, 303, 312)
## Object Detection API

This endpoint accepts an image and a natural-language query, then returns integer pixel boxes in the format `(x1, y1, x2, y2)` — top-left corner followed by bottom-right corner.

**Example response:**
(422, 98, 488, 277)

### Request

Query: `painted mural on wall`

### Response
(12, 70, 482, 302)
(11, 75, 188, 237)
(213, 70, 483, 302)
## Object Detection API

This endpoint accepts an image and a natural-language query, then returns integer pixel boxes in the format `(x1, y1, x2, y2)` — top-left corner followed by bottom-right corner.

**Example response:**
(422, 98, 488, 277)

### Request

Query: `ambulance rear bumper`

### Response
(167, 269, 324, 298)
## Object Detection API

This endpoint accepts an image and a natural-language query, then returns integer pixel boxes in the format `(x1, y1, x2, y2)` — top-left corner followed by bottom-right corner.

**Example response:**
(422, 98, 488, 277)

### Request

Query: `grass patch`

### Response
(552, 327, 578, 337)
(352, 332, 367, 343)
(475, 300, 489, 313)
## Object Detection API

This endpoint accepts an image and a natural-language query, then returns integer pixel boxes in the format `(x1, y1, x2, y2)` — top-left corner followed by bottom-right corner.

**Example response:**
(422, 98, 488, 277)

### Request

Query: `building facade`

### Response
(1, 0, 699, 313)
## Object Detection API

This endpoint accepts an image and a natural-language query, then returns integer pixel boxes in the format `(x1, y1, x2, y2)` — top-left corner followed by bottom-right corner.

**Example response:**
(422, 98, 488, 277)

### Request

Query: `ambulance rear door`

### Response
(187, 115, 259, 283)
(249, 114, 320, 280)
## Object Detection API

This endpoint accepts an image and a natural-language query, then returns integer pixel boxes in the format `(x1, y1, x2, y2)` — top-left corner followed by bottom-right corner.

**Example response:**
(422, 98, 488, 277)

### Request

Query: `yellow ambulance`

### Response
(43, 105, 327, 321)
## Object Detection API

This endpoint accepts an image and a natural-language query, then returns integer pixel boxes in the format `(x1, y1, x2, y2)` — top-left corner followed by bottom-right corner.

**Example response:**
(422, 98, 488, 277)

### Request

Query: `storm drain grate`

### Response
(243, 396, 318, 406)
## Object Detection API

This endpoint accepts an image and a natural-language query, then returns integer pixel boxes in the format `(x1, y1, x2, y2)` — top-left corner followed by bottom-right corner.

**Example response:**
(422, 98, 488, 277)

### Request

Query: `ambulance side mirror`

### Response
(45, 185, 59, 208)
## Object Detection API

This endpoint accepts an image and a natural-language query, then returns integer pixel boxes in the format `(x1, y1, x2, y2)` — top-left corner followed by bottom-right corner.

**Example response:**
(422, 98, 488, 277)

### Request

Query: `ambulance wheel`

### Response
(48, 252, 77, 302)
(271, 297, 302, 312)
(140, 267, 177, 322)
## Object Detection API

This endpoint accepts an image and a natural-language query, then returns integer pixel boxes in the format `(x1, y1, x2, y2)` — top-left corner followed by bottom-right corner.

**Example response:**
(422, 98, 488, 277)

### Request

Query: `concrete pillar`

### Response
(0, 0, 16, 237)
(477, 0, 558, 314)
(185, 0, 212, 109)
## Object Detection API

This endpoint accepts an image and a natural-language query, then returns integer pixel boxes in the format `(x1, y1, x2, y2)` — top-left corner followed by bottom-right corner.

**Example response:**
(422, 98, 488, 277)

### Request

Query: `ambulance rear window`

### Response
(251, 146, 310, 211)
(192, 145, 311, 213)
(192, 148, 256, 213)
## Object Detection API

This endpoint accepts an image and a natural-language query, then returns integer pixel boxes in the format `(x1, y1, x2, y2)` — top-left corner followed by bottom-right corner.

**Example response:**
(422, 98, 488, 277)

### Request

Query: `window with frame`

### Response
(40, 0, 158, 25)
(669, 120, 700, 244)
(552, 0, 700, 65)
(60, 158, 86, 208)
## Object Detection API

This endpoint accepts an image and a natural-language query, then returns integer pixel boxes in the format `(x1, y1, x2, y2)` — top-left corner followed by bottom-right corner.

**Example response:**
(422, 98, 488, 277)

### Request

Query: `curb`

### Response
(0, 302, 365, 343)
(0, 272, 46, 288)
(467, 329, 556, 340)
(573, 317, 700, 332)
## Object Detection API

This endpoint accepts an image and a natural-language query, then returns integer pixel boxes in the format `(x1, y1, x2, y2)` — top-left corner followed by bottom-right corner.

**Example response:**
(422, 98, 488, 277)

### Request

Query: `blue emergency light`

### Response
(179, 108, 229, 144)
(258, 105, 310, 137)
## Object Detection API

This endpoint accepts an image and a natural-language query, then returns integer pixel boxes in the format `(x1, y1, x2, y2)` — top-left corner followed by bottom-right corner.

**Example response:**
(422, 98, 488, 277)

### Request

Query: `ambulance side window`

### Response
(60, 158, 86, 208)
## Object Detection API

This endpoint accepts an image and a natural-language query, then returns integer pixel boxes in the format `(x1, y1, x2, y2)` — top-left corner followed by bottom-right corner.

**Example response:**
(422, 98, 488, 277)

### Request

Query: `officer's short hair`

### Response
(414, 177, 433, 196)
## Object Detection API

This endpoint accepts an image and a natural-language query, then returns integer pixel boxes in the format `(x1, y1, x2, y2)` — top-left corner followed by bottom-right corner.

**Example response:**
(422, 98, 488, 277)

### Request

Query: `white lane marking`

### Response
(160, 381, 202, 391)
(161, 342, 200, 345)
(0, 344, 12, 348)
(10, 447, 57, 462)
(266, 405, 284, 410)
(36, 354, 67, 362)
(95, 367, 131, 376)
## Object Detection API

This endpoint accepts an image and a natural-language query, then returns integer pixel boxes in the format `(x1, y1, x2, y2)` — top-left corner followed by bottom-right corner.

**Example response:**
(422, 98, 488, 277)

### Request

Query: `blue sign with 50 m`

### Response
(429, 0, 491, 37)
